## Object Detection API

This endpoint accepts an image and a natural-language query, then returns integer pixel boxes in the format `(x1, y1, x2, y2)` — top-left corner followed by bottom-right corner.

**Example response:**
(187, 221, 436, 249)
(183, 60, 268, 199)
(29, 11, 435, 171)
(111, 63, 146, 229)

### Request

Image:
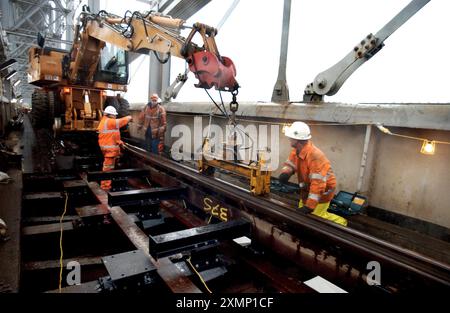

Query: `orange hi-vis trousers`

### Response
(101, 156, 116, 190)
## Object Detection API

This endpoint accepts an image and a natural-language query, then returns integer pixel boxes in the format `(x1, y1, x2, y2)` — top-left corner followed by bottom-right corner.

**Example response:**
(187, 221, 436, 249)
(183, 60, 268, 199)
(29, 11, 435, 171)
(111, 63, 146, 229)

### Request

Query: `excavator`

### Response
(27, 6, 239, 130)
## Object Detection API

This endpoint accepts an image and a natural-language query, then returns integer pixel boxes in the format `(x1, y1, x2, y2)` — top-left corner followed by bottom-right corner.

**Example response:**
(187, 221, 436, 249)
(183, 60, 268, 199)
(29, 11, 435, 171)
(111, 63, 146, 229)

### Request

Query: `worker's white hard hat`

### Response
(104, 106, 118, 115)
(284, 121, 312, 140)
(150, 93, 162, 103)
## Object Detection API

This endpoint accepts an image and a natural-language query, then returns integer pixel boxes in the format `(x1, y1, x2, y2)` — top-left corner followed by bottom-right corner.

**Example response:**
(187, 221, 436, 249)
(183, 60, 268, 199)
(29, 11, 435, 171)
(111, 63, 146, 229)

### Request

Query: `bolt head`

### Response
(316, 78, 327, 89)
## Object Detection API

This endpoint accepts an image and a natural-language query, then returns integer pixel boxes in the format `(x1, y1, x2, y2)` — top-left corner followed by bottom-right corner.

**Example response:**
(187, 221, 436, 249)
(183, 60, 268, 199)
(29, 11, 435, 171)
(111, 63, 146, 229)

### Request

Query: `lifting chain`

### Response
(229, 89, 239, 113)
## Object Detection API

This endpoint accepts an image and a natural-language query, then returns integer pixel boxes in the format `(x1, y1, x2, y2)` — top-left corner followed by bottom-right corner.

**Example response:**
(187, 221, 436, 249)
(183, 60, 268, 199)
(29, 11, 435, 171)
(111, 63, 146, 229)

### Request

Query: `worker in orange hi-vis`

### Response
(138, 93, 167, 154)
(279, 121, 347, 226)
(97, 106, 132, 190)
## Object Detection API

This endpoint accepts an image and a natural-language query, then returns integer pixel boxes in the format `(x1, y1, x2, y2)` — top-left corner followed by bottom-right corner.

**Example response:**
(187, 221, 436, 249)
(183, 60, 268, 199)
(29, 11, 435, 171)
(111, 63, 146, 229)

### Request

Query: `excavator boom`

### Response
(69, 10, 239, 92)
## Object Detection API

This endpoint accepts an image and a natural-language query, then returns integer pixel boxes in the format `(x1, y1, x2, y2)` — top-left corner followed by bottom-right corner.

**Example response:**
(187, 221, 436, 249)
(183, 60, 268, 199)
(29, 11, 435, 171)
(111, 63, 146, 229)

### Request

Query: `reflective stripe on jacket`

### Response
(97, 116, 131, 157)
(281, 141, 337, 209)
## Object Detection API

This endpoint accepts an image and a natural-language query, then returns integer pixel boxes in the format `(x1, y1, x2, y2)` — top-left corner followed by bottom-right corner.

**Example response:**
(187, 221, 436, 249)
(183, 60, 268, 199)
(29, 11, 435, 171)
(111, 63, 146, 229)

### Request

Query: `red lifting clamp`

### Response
(188, 51, 239, 92)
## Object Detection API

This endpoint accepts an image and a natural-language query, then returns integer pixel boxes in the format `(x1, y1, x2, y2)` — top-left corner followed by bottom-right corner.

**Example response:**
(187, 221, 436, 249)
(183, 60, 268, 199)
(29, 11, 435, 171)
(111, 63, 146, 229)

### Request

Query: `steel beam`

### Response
(5, 30, 73, 45)
(87, 168, 151, 181)
(12, 2, 44, 30)
(166, 0, 211, 20)
(271, 0, 291, 103)
(164, 101, 450, 131)
(22, 222, 74, 236)
(149, 218, 251, 259)
(108, 186, 187, 207)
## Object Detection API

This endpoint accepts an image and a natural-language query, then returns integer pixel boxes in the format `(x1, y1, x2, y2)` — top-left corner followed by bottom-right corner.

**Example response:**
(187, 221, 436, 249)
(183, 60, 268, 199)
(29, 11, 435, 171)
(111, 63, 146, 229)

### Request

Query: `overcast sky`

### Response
(97, 0, 449, 105)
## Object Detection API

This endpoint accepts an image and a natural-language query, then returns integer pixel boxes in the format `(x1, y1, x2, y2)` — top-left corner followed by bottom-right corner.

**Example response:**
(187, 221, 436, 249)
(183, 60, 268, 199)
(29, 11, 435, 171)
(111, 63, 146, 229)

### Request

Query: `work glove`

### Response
(298, 206, 313, 214)
(278, 172, 291, 184)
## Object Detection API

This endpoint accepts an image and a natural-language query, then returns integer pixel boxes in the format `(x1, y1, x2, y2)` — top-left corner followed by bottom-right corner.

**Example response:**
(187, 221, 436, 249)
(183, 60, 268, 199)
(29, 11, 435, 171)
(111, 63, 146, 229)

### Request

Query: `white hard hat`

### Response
(104, 106, 118, 115)
(151, 93, 162, 103)
(284, 121, 312, 140)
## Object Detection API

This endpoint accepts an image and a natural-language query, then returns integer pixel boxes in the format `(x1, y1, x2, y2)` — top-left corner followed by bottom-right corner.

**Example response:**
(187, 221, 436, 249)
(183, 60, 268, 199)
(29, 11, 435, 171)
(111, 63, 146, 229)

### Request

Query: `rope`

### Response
(186, 256, 212, 293)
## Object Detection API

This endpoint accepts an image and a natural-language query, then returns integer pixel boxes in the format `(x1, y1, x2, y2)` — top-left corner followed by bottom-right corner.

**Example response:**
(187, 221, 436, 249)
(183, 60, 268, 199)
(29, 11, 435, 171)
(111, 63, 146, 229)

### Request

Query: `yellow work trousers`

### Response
(299, 200, 348, 226)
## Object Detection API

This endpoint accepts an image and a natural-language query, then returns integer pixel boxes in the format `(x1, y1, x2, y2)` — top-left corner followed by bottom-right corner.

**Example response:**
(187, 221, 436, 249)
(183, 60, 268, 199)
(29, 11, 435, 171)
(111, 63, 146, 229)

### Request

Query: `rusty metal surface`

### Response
(23, 192, 63, 200)
(47, 280, 100, 293)
(124, 143, 450, 287)
(87, 181, 201, 293)
(145, 163, 365, 289)
(154, 169, 365, 289)
(24, 257, 103, 271)
(22, 221, 74, 236)
(75, 204, 110, 218)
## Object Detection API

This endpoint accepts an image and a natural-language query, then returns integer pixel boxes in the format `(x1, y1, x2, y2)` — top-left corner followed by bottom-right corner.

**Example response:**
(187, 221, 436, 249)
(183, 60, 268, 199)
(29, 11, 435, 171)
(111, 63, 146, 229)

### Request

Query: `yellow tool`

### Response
(199, 138, 271, 196)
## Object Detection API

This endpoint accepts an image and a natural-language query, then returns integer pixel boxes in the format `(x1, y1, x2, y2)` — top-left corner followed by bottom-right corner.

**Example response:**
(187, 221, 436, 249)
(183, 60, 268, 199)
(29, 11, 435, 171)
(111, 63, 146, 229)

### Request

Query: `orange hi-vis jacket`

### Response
(97, 116, 132, 157)
(281, 141, 337, 209)
(138, 104, 167, 139)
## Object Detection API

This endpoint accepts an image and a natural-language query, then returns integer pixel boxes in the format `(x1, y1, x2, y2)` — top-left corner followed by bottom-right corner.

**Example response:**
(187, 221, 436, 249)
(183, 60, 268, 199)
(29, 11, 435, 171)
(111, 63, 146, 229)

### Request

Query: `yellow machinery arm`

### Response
(69, 9, 239, 92)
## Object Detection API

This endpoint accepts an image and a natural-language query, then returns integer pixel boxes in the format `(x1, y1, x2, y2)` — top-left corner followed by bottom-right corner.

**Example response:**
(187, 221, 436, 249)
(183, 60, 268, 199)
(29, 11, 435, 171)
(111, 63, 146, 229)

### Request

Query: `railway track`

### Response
(19, 141, 450, 293)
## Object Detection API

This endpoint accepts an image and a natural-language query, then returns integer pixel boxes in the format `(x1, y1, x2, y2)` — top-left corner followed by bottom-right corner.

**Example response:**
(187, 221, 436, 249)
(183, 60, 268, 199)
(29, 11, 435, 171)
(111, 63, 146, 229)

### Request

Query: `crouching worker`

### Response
(279, 121, 347, 226)
(97, 106, 132, 190)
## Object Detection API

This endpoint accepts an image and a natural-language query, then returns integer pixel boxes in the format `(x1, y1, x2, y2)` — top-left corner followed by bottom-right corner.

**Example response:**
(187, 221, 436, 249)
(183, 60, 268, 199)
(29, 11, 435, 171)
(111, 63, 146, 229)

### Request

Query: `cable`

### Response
(218, 90, 228, 119)
(167, 112, 380, 127)
(58, 192, 69, 293)
(204, 89, 226, 116)
(376, 124, 450, 145)
(127, 54, 147, 85)
(186, 256, 212, 293)
(217, 90, 254, 151)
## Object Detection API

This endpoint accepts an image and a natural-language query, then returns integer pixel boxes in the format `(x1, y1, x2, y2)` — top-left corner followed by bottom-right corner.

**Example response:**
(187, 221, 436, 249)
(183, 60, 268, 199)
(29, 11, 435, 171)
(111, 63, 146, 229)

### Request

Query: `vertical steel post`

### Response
(271, 0, 291, 103)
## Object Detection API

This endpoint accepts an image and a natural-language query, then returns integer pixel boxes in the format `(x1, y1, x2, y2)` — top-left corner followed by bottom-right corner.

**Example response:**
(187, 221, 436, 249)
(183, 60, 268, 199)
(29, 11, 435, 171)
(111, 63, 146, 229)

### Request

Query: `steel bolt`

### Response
(317, 78, 327, 89)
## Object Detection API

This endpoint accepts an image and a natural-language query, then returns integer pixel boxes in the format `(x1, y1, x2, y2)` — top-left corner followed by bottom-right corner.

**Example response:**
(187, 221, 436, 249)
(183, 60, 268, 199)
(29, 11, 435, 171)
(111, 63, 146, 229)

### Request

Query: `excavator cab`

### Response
(94, 43, 129, 86)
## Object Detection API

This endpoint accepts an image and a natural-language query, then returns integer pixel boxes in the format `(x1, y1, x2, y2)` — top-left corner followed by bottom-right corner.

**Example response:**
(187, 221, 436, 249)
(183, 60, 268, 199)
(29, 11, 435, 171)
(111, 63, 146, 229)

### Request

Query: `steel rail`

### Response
(124, 143, 450, 287)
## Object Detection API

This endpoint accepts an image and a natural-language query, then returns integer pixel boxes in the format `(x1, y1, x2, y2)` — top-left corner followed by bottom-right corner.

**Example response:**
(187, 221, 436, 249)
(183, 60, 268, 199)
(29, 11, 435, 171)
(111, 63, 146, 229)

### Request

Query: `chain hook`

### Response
(230, 89, 239, 113)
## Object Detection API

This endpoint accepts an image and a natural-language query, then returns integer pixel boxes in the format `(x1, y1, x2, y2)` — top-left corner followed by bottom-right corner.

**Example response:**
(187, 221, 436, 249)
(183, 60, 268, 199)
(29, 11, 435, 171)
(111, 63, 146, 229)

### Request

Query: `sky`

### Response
(84, 0, 450, 105)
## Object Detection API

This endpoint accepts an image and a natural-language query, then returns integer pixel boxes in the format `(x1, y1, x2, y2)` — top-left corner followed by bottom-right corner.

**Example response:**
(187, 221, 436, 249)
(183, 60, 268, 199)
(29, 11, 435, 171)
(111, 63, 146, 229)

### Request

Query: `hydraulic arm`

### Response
(68, 9, 239, 93)
(303, 0, 430, 101)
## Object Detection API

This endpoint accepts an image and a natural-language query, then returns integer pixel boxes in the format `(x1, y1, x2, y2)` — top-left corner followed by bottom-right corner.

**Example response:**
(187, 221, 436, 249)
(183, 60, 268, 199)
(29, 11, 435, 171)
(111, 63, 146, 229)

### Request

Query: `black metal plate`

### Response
(108, 186, 187, 207)
(149, 218, 251, 259)
(87, 168, 150, 182)
(102, 250, 156, 282)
